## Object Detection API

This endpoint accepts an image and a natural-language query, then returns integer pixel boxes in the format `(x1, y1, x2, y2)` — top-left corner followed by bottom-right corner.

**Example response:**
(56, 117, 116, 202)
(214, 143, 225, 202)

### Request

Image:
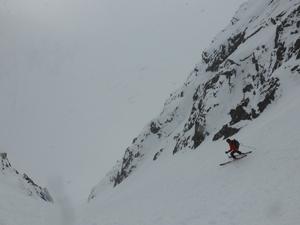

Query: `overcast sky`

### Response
(0, 0, 246, 205)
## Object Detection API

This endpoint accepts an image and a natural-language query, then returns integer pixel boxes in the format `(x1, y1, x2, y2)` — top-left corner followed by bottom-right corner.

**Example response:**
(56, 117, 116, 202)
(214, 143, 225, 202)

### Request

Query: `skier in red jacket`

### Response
(225, 139, 244, 159)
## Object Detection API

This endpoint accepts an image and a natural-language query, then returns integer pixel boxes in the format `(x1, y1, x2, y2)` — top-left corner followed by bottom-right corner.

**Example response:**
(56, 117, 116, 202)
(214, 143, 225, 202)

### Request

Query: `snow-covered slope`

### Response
(0, 153, 59, 225)
(0, 153, 53, 202)
(89, 0, 300, 193)
(80, 86, 300, 225)
(82, 0, 300, 224)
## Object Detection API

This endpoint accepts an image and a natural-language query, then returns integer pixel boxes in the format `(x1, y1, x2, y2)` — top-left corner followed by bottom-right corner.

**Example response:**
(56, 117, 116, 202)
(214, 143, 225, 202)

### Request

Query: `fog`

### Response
(0, 0, 246, 204)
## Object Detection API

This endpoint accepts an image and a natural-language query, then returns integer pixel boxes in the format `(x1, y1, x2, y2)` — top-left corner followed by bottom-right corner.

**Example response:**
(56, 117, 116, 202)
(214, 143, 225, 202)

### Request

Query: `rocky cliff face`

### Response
(89, 0, 300, 200)
(0, 153, 53, 202)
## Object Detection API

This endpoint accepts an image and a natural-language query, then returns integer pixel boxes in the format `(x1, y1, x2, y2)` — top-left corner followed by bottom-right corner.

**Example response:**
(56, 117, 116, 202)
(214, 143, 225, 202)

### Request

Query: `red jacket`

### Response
(228, 142, 238, 152)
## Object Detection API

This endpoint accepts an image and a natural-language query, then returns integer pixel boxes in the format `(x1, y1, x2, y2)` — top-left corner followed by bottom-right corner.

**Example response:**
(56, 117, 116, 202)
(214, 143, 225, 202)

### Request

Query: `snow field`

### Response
(77, 77, 300, 225)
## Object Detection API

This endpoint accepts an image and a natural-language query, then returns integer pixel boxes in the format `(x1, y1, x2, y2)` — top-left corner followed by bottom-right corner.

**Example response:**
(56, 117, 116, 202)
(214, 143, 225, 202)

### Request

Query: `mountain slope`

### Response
(82, 0, 300, 224)
(0, 153, 53, 202)
(0, 153, 59, 225)
(79, 81, 300, 225)
(89, 0, 300, 194)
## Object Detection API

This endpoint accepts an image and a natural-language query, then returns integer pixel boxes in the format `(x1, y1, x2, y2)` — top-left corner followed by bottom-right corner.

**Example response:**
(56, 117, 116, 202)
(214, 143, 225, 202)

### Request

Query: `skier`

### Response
(225, 138, 244, 159)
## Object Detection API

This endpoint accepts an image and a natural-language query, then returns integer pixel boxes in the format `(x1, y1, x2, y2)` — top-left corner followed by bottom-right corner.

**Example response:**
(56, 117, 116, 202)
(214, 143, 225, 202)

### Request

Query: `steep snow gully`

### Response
(1, 0, 300, 225)
(83, 0, 300, 224)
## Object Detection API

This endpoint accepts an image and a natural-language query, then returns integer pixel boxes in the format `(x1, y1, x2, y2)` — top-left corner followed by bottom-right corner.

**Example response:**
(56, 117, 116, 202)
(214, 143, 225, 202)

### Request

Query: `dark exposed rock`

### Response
(0, 152, 7, 159)
(271, 18, 276, 25)
(1, 153, 11, 170)
(173, 136, 191, 154)
(225, 59, 241, 67)
(132, 137, 138, 144)
(294, 38, 300, 59)
(204, 30, 246, 72)
(135, 152, 141, 158)
(251, 108, 259, 119)
(23, 173, 37, 186)
(245, 26, 264, 41)
(273, 5, 300, 70)
(213, 78, 279, 141)
(153, 149, 164, 161)
(22, 173, 52, 202)
(243, 84, 254, 93)
(202, 52, 210, 64)
(274, 24, 283, 49)
(229, 98, 252, 125)
(291, 65, 299, 72)
(193, 85, 201, 101)
(252, 54, 260, 72)
(257, 78, 280, 113)
(150, 121, 161, 134)
(273, 43, 287, 72)
(222, 69, 236, 80)
(202, 75, 220, 95)
(231, 17, 239, 25)
(276, 10, 287, 21)
(213, 125, 240, 141)
(113, 148, 134, 186)
(112, 146, 144, 186)
(192, 121, 207, 149)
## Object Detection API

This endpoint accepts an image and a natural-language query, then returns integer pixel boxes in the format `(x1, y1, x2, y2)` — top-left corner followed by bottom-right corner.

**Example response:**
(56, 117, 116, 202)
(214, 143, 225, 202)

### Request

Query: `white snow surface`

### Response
(78, 73, 300, 225)
(0, 155, 66, 225)
(90, 0, 300, 194)
(0, 187, 74, 225)
(80, 0, 300, 224)
(0, 0, 246, 205)
(0, 185, 58, 225)
(1, 0, 300, 224)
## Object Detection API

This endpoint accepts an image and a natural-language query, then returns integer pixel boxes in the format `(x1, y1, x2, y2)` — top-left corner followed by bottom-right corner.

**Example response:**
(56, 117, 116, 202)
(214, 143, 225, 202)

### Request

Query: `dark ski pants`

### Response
(231, 150, 243, 159)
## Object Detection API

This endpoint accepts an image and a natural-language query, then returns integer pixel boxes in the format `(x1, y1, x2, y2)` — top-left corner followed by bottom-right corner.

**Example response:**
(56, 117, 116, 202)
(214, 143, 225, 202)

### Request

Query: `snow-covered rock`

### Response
(81, 86, 300, 225)
(0, 152, 53, 202)
(0, 153, 64, 225)
(89, 0, 300, 198)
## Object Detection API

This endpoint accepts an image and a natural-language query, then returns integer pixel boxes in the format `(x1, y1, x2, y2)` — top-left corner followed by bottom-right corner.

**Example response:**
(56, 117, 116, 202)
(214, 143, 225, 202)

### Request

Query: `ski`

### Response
(219, 154, 247, 166)
(228, 151, 252, 158)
